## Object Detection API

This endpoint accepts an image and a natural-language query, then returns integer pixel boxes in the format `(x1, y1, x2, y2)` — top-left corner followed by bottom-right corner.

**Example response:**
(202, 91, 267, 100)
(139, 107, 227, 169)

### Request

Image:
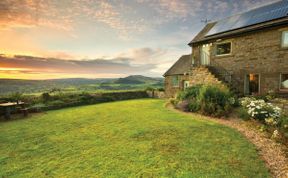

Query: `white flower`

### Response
(271, 130, 280, 139)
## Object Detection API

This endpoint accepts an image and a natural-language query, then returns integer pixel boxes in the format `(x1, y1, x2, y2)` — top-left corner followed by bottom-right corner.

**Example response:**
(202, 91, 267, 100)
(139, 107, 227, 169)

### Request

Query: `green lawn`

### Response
(0, 99, 270, 177)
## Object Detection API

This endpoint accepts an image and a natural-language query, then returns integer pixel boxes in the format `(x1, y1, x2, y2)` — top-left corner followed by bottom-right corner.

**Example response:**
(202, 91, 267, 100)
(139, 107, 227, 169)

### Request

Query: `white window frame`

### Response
(281, 31, 288, 48)
(215, 41, 232, 56)
(184, 81, 190, 89)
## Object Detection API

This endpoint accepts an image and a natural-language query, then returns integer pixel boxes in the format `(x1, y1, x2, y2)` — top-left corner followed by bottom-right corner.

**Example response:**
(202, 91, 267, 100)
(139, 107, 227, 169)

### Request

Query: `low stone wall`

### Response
(147, 90, 166, 98)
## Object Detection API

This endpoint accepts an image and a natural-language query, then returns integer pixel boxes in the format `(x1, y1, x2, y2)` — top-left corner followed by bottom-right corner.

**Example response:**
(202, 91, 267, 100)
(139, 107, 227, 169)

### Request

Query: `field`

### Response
(0, 99, 270, 177)
(0, 75, 163, 96)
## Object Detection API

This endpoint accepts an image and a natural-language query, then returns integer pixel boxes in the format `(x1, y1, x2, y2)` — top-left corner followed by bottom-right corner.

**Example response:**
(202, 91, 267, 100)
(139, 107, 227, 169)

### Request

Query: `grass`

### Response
(0, 99, 270, 177)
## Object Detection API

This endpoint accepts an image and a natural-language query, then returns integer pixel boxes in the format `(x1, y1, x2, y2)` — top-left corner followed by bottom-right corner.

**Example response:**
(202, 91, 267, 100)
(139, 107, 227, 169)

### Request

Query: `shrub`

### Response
(177, 84, 202, 100)
(240, 97, 256, 108)
(9, 92, 23, 102)
(279, 115, 288, 139)
(243, 99, 281, 121)
(237, 107, 250, 120)
(145, 87, 154, 91)
(188, 100, 201, 112)
(29, 103, 47, 112)
(197, 85, 233, 117)
(240, 97, 287, 141)
(169, 98, 179, 106)
(41, 92, 51, 103)
(177, 85, 234, 117)
(47, 100, 65, 107)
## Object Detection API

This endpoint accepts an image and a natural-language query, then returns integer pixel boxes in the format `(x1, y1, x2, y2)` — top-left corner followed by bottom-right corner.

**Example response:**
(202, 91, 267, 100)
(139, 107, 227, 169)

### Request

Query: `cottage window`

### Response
(281, 31, 288, 47)
(172, 76, 179, 87)
(280, 73, 288, 90)
(216, 42, 231, 56)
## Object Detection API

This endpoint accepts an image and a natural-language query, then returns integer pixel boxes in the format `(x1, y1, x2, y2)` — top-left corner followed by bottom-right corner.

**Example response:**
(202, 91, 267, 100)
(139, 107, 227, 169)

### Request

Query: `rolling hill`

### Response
(0, 75, 164, 95)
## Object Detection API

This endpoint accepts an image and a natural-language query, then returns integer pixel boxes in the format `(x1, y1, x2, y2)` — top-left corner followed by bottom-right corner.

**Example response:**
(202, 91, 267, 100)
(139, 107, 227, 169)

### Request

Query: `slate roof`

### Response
(189, 0, 288, 45)
(163, 55, 191, 77)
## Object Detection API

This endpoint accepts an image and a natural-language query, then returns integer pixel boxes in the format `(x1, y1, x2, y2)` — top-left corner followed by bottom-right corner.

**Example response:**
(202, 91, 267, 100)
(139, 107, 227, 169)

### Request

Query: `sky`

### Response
(0, 0, 279, 79)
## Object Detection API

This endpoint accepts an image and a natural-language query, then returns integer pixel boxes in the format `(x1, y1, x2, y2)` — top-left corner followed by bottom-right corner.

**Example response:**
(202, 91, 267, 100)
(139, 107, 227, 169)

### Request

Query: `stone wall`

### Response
(192, 25, 288, 95)
(147, 90, 165, 98)
(164, 67, 226, 98)
(190, 67, 225, 87)
(164, 75, 189, 98)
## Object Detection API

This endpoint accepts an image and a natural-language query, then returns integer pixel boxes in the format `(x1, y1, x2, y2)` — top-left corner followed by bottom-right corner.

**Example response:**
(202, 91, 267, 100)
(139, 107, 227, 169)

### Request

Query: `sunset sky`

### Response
(0, 0, 278, 79)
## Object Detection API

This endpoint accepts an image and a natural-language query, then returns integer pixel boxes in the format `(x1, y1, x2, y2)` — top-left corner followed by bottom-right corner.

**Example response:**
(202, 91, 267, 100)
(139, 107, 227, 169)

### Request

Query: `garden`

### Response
(171, 84, 288, 145)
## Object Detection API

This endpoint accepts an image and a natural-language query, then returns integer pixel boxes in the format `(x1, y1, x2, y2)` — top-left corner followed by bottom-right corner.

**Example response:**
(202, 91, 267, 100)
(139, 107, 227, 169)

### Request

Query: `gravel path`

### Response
(167, 104, 288, 178)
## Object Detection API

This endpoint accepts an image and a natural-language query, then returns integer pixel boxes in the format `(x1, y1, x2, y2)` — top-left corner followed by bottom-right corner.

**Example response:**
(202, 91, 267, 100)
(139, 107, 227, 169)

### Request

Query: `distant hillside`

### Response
(114, 75, 163, 85)
(0, 76, 163, 95)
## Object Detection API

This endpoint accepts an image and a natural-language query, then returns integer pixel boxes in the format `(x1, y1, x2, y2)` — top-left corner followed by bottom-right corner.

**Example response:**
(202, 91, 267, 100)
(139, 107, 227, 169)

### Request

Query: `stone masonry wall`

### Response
(190, 67, 225, 87)
(165, 75, 189, 98)
(192, 25, 288, 95)
(165, 67, 226, 98)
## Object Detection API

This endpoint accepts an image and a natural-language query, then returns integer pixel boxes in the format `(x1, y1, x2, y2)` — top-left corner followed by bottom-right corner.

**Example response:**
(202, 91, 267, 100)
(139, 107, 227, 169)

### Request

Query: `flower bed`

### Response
(239, 97, 288, 142)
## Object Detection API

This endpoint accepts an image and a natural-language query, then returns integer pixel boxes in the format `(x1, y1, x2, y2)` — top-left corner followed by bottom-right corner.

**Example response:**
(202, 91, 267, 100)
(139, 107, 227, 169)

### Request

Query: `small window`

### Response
(282, 31, 288, 47)
(216, 42, 231, 56)
(280, 73, 288, 90)
(172, 76, 179, 87)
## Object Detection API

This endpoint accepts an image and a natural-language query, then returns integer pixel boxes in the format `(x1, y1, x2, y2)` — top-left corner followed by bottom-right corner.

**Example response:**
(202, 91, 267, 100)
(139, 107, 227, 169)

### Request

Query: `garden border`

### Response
(166, 103, 288, 178)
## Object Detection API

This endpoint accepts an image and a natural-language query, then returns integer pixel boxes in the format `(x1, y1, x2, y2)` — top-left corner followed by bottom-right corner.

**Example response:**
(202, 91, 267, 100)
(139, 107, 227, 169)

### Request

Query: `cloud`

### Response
(0, 0, 73, 32)
(117, 47, 167, 64)
(0, 54, 158, 79)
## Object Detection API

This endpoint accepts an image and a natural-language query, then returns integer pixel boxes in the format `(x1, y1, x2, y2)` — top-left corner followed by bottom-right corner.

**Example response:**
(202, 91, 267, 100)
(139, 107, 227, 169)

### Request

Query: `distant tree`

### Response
(9, 92, 23, 104)
(50, 88, 61, 93)
(42, 92, 51, 103)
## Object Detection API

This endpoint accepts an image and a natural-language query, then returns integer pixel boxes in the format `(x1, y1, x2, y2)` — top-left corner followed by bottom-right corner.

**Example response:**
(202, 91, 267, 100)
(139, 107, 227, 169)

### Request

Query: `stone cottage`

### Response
(164, 1, 288, 98)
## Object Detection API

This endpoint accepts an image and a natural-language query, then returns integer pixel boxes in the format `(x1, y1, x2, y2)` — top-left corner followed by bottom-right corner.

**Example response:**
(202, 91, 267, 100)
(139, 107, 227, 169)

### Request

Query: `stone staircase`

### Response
(206, 64, 243, 96)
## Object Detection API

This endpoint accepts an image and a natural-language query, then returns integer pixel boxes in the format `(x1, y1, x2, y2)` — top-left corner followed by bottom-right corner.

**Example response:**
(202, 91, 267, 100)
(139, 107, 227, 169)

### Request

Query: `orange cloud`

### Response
(0, 54, 158, 79)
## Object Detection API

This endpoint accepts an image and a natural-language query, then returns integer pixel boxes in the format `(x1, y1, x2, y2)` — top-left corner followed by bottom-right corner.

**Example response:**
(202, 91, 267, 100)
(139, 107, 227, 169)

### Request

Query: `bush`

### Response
(188, 100, 201, 112)
(15, 91, 149, 113)
(42, 92, 51, 103)
(29, 103, 47, 112)
(279, 115, 288, 139)
(197, 85, 233, 117)
(157, 88, 165, 92)
(239, 97, 287, 141)
(177, 84, 202, 100)
(145, 87, 154, 91)
(177, 85, 234, 117)
(9, 92, 23, 102)
(47, 100, 65, 107)
(241, 99, 281, 121)
(237, 107, 250, 120)
(169, 98, 179, 106)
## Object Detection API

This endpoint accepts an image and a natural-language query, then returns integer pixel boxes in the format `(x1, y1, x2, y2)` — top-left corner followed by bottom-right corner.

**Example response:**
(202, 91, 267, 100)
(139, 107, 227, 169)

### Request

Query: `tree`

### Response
(9, 92, 23, 104)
